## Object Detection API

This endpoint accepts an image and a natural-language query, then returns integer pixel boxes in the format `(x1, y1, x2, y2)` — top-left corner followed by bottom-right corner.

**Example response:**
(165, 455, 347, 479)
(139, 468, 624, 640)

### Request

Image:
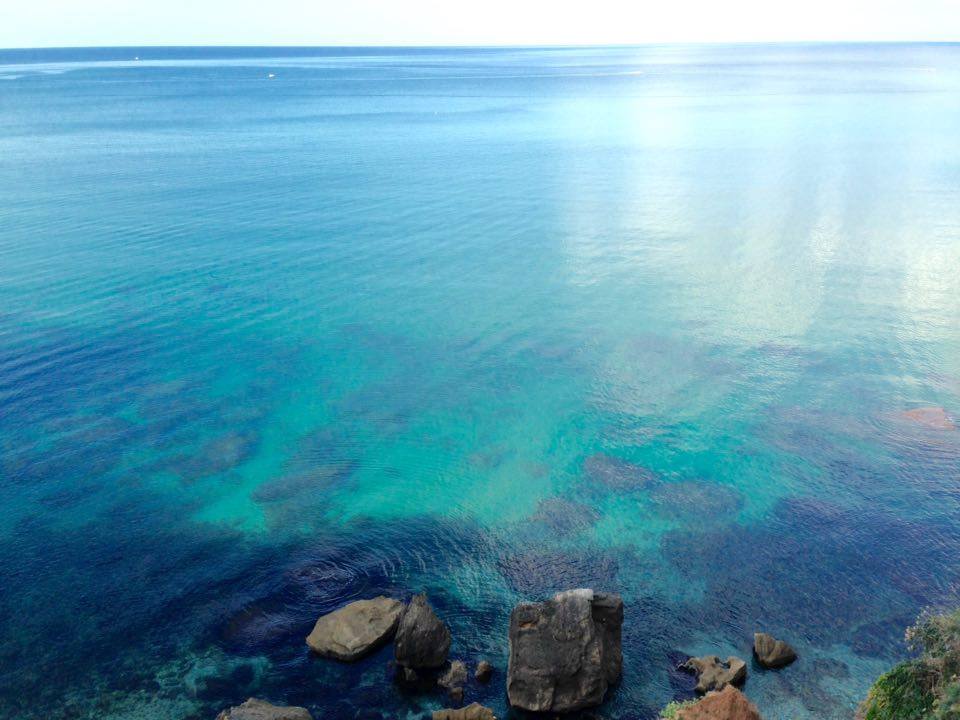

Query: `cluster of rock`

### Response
(672, 632, 797, 719)
(217, 588, 621, 720)
(215, 591, 795, 720)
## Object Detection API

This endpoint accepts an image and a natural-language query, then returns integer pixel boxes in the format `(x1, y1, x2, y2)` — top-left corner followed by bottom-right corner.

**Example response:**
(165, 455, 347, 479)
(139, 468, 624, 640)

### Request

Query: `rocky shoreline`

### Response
(214, 588, 814, 720)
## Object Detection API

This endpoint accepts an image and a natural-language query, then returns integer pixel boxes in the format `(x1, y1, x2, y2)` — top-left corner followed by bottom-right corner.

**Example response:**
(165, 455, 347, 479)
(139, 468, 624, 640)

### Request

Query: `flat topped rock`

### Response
(753, 632, 797, 668)
(507, 588, 623, 713)
(216, 698, 313, 720)
(675, 686, 763, 720)
(305, 596, 404, 661)
(432, 703, 497, 720)
(682, 656, 747, 694)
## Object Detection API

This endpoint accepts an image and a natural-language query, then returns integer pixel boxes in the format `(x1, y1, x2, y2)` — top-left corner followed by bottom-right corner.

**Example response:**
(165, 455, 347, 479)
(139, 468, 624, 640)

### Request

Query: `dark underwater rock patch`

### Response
(648, 481, 742, 521)
(252, 462, 356, 504)
(165, 430, 259, 482)
(583, 453, 659, 491)
(467, 445, 513, 470)
(532, 497, 601, 536)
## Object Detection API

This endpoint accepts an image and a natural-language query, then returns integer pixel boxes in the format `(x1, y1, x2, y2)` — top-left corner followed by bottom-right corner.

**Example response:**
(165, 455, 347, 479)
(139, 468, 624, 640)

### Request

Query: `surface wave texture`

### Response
(1, 43, 959, 720)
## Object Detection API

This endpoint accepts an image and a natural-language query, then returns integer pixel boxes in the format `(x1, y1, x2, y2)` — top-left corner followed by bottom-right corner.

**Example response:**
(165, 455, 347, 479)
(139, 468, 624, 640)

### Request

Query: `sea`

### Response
(1, 43, 959, 720)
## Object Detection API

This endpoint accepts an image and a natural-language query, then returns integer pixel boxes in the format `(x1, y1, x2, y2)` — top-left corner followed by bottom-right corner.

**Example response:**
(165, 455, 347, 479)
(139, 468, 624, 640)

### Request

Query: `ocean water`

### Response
(1, 43, 959, 720)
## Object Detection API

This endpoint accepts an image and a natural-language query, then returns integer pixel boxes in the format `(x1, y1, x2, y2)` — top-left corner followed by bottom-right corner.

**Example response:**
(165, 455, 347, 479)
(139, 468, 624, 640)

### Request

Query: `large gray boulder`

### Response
(216, 698, 312, 720)
(305, 597, 404, 661)
(507, 588, 623, 713)
(753, 632, 797, 668)
(394, 593, 451, 669)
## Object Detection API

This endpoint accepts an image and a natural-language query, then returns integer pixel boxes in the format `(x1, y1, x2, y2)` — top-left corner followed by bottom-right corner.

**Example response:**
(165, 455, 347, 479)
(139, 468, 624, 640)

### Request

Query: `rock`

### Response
(753, 633, 797, 668)
(681, 656, 747, 694)
(305, 597, 404, 661)
(648, 481, 742, 521)
(675, 686, 762, 720)
(507, 588, 623, 713)
(394, 593, 451, 669)
(901, 407, 955, 430)
(475, 660, 493, 682)
(432, 703, 497, 720)
(439, 660, 469, 699)
(398, 666, 419, 683)
(449, 687, 464, 704)
(216, 698, 313, 720)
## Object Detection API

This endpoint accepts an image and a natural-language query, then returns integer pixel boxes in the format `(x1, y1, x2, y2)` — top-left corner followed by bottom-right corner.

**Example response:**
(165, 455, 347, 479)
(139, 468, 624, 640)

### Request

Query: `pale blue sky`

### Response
(2, 0, 959, 48)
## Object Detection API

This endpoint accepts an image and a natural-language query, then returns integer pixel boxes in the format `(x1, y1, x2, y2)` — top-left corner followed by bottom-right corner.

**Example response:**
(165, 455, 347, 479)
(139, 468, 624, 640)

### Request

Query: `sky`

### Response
(2, 0, 959, 48)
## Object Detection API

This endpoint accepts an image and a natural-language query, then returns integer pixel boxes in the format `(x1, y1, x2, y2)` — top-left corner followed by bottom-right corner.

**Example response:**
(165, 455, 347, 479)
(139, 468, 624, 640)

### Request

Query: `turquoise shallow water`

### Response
(1, 44, 959, 720)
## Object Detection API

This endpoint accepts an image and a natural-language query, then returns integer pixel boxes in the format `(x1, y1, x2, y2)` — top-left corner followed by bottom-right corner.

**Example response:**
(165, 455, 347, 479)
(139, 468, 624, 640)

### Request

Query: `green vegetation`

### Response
(659, 699, 697, 719)
(860, 609, 960, 720)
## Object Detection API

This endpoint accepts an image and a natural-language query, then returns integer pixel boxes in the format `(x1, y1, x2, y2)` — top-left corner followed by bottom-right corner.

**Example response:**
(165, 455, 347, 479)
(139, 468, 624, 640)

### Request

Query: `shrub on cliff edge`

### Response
(860, 609, 960, 720)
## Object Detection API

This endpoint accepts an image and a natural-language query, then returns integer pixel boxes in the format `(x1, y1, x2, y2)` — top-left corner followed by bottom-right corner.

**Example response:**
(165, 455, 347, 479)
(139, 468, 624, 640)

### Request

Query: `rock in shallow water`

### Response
(753, 633, 797, 668)
(305, 597, 404, 661)
(394, 593, 451, 669)
(675, 686, 763, 720)
(475, 660, 493, 682)
(507, 588, 622, 713)
(682, 656, 747, 694)
(216, 698, 313, 720)
(432, 703, 497, 720)
(439, 660, 468, 701)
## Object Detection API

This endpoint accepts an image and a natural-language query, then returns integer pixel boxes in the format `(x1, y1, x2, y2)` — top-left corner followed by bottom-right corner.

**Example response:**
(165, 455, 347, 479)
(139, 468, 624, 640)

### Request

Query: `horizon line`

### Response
(3, 39, 959, 52)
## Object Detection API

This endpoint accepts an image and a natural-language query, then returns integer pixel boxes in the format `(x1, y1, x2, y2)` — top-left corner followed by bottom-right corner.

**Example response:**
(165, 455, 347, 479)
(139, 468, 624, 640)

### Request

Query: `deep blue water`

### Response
(1, 44, 959, 720)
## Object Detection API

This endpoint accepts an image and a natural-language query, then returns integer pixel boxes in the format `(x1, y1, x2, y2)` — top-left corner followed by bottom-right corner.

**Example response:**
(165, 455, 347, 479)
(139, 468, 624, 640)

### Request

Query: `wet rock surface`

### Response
(305, 597, 404, 661)
(394, 593, 451, 669)
(675, 686, 763, 720)
(432, 703, 497, 720)
(439, 660, 468, 701)
(474, 660, 493, 682)
(216, 698, 313, 720)
(753, 633, 797, 668)
(682, 656, 747, 694)
(507, 588, 622, 713)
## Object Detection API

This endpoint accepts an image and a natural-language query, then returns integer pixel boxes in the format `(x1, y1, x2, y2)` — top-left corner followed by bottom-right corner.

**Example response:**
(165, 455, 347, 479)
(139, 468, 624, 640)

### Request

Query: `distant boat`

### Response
(134, 56, 140, 61)
(268, 73, 276, 79)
